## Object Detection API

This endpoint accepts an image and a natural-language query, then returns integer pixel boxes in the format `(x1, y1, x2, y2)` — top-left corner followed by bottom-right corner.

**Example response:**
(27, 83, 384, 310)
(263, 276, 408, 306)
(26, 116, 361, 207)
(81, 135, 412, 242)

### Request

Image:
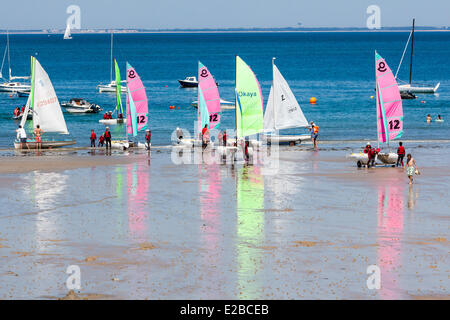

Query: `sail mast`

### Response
(409, 19, 415, 85)
(7, 30, 11, 80)
(110, 33, 113, 83)
(272, 57, 276, 131)
(235, 55, 238, 146)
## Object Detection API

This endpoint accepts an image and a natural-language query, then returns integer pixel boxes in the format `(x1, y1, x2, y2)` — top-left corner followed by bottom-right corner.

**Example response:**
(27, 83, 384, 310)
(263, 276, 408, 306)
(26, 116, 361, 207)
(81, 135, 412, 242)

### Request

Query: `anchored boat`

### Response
(99, 59, 127, 125)
(97, 33, 126, 93)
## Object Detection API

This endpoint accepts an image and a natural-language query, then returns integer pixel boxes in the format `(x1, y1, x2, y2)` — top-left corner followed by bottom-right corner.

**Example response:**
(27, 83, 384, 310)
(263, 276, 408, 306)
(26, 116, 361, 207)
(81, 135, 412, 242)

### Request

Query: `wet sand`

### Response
(0, 142, 448, 299)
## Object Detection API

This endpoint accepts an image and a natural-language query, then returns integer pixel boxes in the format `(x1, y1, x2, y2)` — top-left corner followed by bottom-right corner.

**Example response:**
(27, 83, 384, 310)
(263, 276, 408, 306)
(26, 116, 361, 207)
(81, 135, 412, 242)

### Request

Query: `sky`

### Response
(1, 0, 449, 30)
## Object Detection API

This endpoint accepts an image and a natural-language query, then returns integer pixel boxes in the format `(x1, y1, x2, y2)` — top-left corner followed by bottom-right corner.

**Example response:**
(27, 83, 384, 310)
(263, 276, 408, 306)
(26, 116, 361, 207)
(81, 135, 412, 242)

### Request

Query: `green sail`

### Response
(235, 56, 264, 138)
(114, 59, 123, 115)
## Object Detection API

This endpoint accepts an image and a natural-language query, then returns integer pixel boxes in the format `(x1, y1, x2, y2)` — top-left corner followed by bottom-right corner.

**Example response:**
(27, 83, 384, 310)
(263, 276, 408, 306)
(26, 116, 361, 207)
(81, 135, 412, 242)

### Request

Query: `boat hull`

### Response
(14, 139, 76, 149)
(98, 85, 126, 93)
(398, 83, 440, 94)
(348, 152, 398, 166)
(178, 80, 198, 88)
(99, 118, 127, 125)
(263, 134, 310, 145)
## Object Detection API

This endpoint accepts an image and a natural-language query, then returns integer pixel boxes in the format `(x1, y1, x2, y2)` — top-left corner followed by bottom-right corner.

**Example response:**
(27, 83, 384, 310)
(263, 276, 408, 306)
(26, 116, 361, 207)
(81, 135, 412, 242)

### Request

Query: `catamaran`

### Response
(234, 56, 264, 154)
(263, 58, 310, 145)
(63, 24, 72, 40)
(0, 31, 31, 92)
(111, 62, 149, 149)
(396, 19, 440, 94)
(99, 59, 127, 125)
(14, 56, 76, 149)
(349, 51, 403, 167)
(97, 33, 126, 93)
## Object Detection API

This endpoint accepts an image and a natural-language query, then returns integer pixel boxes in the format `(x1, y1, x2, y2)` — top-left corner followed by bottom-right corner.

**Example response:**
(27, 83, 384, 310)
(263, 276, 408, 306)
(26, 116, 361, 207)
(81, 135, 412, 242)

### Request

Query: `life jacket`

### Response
(397, 146, 405, 155)
(90, 132, 96, 140)
(223, 134, 227, 144)
(145, 132, 151, 142)
(103, 114, 108, 119)
(104, 131, 111, 139)
(99, 135, 105, 142)
(313, 126, 319, 134)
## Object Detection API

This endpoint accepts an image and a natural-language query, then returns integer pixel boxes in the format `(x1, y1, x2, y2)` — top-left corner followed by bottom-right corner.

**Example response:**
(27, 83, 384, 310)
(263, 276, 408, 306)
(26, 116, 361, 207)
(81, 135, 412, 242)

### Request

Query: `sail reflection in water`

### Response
(127, 162, 150, 242)
(376, 183, 404, 299)
(236, 166, 265, 299)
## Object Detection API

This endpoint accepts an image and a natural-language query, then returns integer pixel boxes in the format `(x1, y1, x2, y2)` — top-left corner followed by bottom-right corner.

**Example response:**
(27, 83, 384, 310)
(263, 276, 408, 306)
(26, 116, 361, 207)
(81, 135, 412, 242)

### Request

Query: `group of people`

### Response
(89, 127, 152, 150)
(13, 105, 26, 117)
(15, 124, 43, 150)
(103, 111, 124, 120)
(426, 114, 444, 123)
(200, 125, 230, 149)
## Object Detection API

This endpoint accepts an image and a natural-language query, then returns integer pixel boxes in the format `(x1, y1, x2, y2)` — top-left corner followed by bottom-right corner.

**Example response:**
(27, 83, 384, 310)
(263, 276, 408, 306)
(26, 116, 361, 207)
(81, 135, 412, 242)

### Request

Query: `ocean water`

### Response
(0, 32, 449, 148)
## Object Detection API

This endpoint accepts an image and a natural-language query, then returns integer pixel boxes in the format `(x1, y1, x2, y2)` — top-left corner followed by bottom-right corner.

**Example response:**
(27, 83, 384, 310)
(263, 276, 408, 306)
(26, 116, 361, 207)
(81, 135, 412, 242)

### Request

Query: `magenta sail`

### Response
(126, 62, 148, 135)
(375, 51, 403, 144)
(198, 61, 220, 129)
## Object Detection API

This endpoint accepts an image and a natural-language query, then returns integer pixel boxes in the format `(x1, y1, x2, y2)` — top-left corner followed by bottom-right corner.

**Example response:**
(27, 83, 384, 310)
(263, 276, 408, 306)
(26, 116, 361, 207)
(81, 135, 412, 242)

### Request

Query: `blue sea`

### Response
(0, 32, 449, 147)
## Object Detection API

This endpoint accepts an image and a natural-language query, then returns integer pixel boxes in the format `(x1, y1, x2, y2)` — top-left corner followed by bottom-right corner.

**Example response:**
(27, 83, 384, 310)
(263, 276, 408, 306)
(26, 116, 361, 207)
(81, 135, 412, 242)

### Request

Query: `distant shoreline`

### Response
(1, 27, 449, 35)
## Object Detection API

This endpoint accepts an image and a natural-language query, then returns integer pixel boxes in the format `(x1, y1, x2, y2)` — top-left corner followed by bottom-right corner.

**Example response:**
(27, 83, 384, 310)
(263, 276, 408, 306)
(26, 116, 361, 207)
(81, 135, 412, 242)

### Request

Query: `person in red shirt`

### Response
(396, 142, 405, 167)
(222, 130, 227, 146)
(108, 111, 113, 119)
(98, 134, 105, 147)
(90, 129, 97, 148)
(145, 129, 151, 150)
(104, 127, 112, 149)
(103, 112, 108, 119)
(201, 124, 210, 149)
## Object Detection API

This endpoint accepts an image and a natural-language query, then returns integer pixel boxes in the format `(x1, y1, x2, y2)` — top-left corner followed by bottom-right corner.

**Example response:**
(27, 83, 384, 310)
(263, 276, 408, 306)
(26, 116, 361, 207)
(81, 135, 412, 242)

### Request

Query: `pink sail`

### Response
(375, 51, 403, 144)
(198, 61, 220, 129)
(126, 62, 148, 135)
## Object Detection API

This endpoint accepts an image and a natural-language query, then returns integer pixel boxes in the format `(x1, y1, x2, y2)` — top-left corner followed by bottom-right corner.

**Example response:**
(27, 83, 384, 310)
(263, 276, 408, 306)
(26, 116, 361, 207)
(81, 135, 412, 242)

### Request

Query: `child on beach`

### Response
(90, 130, 97, 148)
(396, 142, 405, 167)
(145, 129, 151, 150)
(405, 154, 419, 185)
(98, 134, 105, 147)
(309, 121, 319, 150)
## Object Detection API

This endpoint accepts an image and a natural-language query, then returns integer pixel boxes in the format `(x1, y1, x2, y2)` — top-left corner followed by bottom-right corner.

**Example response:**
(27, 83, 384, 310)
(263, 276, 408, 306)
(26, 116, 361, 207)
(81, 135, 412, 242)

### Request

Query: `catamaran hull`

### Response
(263, 134, 310, 145)
(14, 140, 76, 149)
(99, 118, 127, 125)
(348, 152, 398, 167)
(398, 83, 440, 94)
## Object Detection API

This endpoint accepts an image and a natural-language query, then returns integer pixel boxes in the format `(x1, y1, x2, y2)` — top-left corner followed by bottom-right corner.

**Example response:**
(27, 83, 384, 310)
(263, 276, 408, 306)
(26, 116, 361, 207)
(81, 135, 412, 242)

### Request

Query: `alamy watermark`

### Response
(366, 265, 381, 290)
(66, 265, 81, 290)
(366, 5, 381, 30)
(66, 5, 81, 30)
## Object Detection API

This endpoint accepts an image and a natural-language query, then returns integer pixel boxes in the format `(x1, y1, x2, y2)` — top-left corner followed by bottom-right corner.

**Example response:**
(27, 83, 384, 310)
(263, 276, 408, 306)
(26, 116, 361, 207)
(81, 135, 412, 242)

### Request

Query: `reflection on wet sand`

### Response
(236, 165, 265, 299)
(127, 162, 150, 242)
(377, 182, 404, 299)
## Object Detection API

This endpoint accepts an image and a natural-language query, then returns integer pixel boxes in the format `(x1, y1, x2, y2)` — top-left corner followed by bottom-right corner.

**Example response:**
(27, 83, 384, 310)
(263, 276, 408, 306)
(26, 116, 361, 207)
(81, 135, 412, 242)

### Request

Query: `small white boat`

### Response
(398, 82, 440, 94)
(0, 81, 31, 92)
(13, 109, 33, 120)
(178, 76, 198, 88)
(63, 24, 72, 40)
(191, 99, 235, 109)
(61, 98, 102, 113)
(98, 80, 126, 93)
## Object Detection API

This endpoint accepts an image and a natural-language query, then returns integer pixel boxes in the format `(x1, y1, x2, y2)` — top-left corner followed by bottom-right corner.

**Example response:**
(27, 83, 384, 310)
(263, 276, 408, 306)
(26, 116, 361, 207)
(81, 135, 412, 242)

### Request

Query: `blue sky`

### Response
(1, 0, 449, 29)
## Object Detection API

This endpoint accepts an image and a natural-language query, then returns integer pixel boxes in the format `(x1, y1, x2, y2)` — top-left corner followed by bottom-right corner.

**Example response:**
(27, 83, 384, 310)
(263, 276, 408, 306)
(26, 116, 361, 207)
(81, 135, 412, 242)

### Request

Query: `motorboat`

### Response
(0, 81, 31, 92)
(98, 80, 126, 93)
(179, 76, 219, 88)
(61, 98, 102, 113)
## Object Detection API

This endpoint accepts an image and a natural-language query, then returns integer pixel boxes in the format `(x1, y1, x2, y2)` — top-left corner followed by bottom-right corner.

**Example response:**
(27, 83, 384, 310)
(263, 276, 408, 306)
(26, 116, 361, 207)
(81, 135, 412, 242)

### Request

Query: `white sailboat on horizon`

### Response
(63, 24, 72, 40)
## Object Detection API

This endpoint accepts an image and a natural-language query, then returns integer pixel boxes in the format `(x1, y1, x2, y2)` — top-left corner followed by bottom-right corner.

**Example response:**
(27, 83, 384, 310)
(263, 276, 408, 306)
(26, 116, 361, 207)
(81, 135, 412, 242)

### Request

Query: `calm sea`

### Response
(0, 32, 449, 147)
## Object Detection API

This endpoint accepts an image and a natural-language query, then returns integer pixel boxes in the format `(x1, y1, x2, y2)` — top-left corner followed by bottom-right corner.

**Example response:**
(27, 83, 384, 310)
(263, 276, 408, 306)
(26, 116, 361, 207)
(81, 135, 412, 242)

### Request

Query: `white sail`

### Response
(264, 63, 308, 131)
(32, 57, 69, 133)
(63, 24, 72, 40)
(19, 93, 32, 129)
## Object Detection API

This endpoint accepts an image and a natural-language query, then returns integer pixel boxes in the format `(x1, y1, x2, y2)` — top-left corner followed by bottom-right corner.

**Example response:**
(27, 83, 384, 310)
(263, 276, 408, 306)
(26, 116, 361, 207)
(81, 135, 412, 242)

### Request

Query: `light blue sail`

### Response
(199, 86, 210, 129)
(127, 87, 138, 137)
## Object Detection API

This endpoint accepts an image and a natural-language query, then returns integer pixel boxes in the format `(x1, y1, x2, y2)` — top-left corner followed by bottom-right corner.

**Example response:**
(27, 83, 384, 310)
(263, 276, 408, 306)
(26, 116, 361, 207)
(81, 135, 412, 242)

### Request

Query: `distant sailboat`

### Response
(14, 56, 75, 149)
(63, 24, 72, 40)
(98, 33, 126, 93)
(396, 19, 440, 94)
(263, 58, 310, 145)
(0, 31, 31, 92)
(350, 51, 403, 166)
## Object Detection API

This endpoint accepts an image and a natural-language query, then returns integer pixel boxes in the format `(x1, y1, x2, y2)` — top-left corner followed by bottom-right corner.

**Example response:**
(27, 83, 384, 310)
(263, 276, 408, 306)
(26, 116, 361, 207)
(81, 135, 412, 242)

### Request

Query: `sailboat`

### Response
(0, 31, 31, 92)
(97, 33, 126, 93)
(234, 56, 264, 155)
(99, 59, 127, 125)
(111, 62, 148, 149)
(14, 56, 76, 149)
(63, 24, 72, 40)
(263, 58, 310, 145)
(396, 19, 440, 94)
(349, 51, 403, 167)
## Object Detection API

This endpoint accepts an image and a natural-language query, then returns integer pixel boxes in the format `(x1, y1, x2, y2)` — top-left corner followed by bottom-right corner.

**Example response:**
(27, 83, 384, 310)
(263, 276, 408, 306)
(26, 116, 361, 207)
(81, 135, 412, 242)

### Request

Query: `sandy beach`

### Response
(0, 142, 448, 299)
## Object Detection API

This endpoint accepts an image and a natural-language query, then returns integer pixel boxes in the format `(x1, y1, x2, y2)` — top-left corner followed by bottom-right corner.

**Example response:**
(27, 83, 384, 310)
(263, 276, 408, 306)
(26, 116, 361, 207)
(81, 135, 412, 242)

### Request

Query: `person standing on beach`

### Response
(104, 127, 112, 149)
(396, 142, 405, 167)
(33, 125, 43, 151)
(405, 154, 419, 185)
(16, 125, 30, 150)
(202, 124, 210, 149)
(98, 134, 105, 147)
(309, 121, 319, 150)
(145, 129, 151, 150)
(90, 129, 97, 148)
(223, 130, 227, 146)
